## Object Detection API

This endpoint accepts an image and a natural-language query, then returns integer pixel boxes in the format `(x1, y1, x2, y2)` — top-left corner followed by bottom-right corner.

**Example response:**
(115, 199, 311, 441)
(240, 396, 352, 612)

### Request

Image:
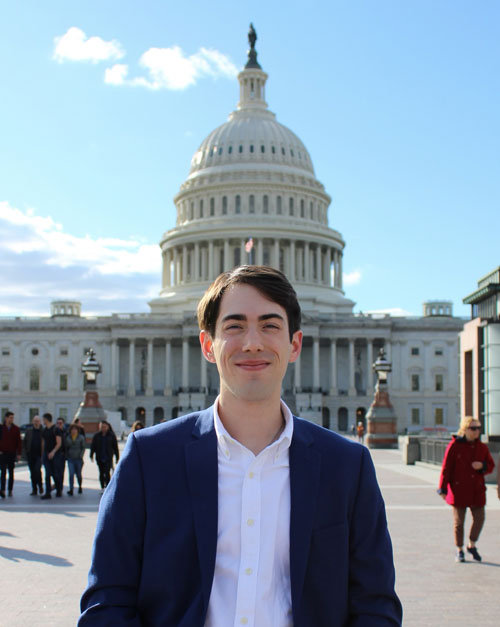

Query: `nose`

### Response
(242, 327, 264, 352)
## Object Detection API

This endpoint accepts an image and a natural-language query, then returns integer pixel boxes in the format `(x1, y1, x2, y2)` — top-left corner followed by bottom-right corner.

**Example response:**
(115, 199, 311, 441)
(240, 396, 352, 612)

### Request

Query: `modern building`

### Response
(461, 266, 500, 444)
(0, 32, 464, 432)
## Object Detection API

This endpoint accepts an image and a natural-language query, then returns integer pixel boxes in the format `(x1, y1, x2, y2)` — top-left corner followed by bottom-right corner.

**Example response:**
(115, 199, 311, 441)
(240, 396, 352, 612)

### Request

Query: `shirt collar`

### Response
(213, 395, 294, 460)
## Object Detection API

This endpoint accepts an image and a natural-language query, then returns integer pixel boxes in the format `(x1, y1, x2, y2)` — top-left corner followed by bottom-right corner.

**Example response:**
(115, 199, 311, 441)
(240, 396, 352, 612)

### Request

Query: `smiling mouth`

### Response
(236, 360, 270, 370)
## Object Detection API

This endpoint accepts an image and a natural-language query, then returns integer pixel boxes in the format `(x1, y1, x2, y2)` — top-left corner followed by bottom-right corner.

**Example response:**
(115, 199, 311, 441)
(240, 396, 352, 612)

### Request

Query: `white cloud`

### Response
(105, 45, 238, 90)
(364, 307, 413, 317)
(343, 270, 362, 286)
(53, 27, 125, 64)
(0, 202, 160, 316)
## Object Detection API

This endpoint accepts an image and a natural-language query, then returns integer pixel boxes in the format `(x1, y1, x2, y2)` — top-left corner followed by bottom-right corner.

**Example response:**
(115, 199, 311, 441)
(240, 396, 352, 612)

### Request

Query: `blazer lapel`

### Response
(185, 407, 218, 612)
(289, 418, 321, 615)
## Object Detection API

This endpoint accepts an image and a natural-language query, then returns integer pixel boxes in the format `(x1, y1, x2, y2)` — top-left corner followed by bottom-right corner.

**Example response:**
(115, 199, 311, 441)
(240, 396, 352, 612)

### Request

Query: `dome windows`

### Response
(222, 196, 228, 214)
(239, 145, 243, 153)
(281, 147, 285, 156)
(249, 195, 255, 213)
(289, 198, 294, 216)
(260, 145, 265, 153)
(235, 195, 241, 214)
(210, 198, 215, 216)
(218, 147, 223, 155)
(300, 199, 305, 217)
(271, 146, 276, 154)
(250, 145, 254, 153)
(277, 196, 282, 214)
(199, 199, 204, 218)
(228, 146, 233, 154)
(263, 195, 269, 213)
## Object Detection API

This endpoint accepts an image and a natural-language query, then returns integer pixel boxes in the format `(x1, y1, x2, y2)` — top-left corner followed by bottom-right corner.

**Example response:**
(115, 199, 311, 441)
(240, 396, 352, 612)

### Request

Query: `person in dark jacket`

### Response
(90, 421, 119, 491)
(65, 424, 86, 495)
(23, 414, 44, 495)
(41, 412, 64, 499)
(438, 416, 495, 562)
(0, 411, 22, 498)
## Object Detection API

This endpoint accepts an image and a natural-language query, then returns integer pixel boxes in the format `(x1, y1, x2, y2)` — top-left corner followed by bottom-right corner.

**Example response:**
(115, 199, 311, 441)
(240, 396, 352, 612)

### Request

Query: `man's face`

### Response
(5, 414, 14, 426)
(57, 419, 64, 430)
(100, 422, 109, 434)
(200, 284, 302, 404)
(32, 416, 41, 429)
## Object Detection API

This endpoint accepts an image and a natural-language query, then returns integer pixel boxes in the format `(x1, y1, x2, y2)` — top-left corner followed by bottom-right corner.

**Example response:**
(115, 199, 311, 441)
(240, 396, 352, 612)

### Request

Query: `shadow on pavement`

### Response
(0, 545, 73, 566)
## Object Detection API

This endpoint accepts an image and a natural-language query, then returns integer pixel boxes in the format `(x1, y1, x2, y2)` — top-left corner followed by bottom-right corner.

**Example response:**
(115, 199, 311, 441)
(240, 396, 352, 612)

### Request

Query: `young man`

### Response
(0, 411, 22, 498)
(89, 420, 119, 492)
(41, 412, 64, 499)
(80, 266, 402, 626)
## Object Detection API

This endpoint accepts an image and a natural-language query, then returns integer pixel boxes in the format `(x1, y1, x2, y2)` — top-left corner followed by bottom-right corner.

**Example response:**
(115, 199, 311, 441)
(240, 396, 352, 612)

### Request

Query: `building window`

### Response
(411, 408, 420, 425)
(1, 374, 9, 391)
(260, 145, 265, 153)
(249, 144, 254, 153)
(199, 199, 204, 218)
(411, 347, 420, 356)
(228, 146, 232, 154)
(222, 196, 227, 215)
(277, 196, 282, 214)
(435, 374, 444, 392)
(249, 195, 255, 213)
(189, 202, 194, 220)
(31, 348, 39, 356)
(58, 407, 68, 420)
(233, 247, 241, 267)
(60, 347, 68, 356)
(289, 197, 294, 215)
(271, 146, 276, 154)
(59, 373, 68, 391)
(29, 407, 39, 421)
(435, 347, 443, 356)
(1, 347, 10, 356)
(218, 147, 222, 155)
(281, 147, 285, 155)
(210, 198, 215, 216)
(411, 374, 420, 391)
(263, 195, 269, 214)
(300, 199, 305, 217)
(290, 149, 294, 157)
(239, 145, 243, 153)
(30, 367, 40, 391)
(235, 195, 241, 214)
(435, 407, 444, 425)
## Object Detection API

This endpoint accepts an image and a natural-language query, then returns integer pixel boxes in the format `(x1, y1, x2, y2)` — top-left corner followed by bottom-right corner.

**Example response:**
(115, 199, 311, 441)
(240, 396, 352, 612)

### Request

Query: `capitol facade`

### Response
(0, 31, 464, 431)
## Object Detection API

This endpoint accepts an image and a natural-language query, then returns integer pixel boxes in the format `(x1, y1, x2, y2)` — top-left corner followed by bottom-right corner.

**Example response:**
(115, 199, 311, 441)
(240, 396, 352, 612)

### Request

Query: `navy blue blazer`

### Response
(79, 407, 402, 626)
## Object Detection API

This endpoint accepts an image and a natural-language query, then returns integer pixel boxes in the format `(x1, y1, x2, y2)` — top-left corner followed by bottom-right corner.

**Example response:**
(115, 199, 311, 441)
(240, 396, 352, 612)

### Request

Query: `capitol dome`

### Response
(149, 27, 354, 316)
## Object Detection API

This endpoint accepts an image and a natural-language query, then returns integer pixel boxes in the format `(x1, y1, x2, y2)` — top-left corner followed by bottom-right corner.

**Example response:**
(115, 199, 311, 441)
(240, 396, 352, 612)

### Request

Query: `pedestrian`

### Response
(438, 416, 495, 563)
(23, 414, 44, 496)
(0, 411, 22, 498)
(65, 423, 85, 495)
(356, 420, 365, 443)
(41, 412, 64, 499)
(90, 421, 119, 492)
(80, 265, 401, 625)
(56, 417, 68, 487)
(72, 417, 86, 438)
(130, 420, 144, 433)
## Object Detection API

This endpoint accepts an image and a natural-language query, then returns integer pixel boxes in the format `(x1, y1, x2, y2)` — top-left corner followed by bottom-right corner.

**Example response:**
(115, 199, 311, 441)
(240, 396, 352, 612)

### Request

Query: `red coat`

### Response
(0, 423, 22, 456)
(439, 436, 495, 507)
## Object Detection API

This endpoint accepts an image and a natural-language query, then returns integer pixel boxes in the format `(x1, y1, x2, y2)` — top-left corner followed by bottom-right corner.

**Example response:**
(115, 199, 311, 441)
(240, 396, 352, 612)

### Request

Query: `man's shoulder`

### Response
(132, 407, 214, 445)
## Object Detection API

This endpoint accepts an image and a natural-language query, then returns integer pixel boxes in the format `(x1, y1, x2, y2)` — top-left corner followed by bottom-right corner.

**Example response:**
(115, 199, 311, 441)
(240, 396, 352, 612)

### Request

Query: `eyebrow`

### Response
(221, 313, 285, 323)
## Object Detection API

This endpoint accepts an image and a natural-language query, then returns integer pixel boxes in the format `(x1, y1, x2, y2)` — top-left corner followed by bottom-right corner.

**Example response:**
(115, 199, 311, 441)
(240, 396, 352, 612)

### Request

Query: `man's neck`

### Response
(217, 392, 285, 456)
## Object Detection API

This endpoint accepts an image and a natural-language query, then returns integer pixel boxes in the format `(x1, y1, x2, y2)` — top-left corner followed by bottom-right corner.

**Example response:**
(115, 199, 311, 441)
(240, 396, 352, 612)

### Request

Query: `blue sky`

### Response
(1, 1, 498, 317)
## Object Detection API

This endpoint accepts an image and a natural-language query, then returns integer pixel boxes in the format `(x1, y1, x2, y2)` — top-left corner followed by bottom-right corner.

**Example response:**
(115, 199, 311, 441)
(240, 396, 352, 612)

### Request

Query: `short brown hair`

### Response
(197, 265, 301, 341)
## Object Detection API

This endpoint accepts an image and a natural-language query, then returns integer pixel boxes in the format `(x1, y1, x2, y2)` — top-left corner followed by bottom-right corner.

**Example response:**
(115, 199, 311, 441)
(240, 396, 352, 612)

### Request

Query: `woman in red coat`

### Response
(438, 416, 495, 563)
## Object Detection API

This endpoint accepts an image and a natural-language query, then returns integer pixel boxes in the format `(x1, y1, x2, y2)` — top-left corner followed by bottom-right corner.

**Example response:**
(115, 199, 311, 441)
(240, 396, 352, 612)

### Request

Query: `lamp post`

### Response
(366, 348, 398, 448)
(73, 348, 107, 444)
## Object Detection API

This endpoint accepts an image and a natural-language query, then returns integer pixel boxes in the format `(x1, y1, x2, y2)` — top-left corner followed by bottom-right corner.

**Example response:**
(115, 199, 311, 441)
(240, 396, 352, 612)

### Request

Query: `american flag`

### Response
(245, 237, 254, 253)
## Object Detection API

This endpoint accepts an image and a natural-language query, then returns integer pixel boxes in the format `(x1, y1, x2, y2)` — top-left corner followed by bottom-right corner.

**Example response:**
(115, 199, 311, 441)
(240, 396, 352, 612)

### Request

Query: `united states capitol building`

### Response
(0, 30, 464, 432)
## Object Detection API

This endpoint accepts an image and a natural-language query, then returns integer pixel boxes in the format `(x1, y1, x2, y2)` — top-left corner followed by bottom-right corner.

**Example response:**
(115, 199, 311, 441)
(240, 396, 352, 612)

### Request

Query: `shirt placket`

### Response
(233, 451, 266, 627)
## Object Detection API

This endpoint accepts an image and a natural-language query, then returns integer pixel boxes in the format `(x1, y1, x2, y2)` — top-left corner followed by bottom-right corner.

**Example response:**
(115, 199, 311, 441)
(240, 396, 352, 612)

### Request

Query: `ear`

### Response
(288, 330, 303, 363)
(199, 330, 217, 363)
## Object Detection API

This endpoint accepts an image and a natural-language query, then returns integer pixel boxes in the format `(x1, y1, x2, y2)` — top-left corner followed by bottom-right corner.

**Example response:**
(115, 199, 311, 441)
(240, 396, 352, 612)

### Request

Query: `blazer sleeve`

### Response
(438, 440, 455, 494)
(348, 447, 403, 626)
(78, 434, 145, 625)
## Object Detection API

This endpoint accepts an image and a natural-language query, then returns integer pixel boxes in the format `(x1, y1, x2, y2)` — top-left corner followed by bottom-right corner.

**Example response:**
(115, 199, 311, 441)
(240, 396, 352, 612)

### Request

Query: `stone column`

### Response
(289, 240, 295, 281)
(240, 239, 246, 265)
(273, 239, 280, 269)
(329, 339, 337, 394)
(257, 238, 264, 265)
(110, 339, 118, 391)
(338, 253, 343, 289)
(146, 339, 153, 396)
(162, 253, 168, 288)
(304, 242, 310, 282)
(173, 248, 179, 285)
(182, 338, 189, 391)
(294, 352, 301, 391)
(164, 340, 172, 395)
(348, 339, 356, 396)
(315, 246, 322, 283)
(182, 245, 188, 282)
(128, 339, 135, 396)
(366, 340, 374, 393)
(313, 336, 320, 391)
(224, 239, 230, 271)
(194, 243, 200, 281)
(208, 241, 214, 280)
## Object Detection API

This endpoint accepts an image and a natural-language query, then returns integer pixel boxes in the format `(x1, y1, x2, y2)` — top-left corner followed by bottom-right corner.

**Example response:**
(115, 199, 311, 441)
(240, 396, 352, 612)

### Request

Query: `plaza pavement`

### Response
(1, 442, 499, 626)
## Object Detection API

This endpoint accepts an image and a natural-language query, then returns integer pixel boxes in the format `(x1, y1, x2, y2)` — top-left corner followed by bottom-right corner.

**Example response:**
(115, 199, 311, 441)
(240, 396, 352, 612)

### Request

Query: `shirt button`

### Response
(245, 567, 253, 575)
(240, 618, 248, 625)
(247, 518, 255, 527)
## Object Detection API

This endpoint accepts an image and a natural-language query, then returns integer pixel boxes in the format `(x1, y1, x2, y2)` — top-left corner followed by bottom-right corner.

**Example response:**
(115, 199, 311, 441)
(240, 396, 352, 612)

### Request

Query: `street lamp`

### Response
(74, 348, 107, 443)
(366, 347, 398, 448)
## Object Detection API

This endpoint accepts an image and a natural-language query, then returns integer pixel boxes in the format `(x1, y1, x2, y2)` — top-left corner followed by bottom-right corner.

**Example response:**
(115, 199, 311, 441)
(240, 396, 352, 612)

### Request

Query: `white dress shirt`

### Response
(204, 398, 294, 627)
